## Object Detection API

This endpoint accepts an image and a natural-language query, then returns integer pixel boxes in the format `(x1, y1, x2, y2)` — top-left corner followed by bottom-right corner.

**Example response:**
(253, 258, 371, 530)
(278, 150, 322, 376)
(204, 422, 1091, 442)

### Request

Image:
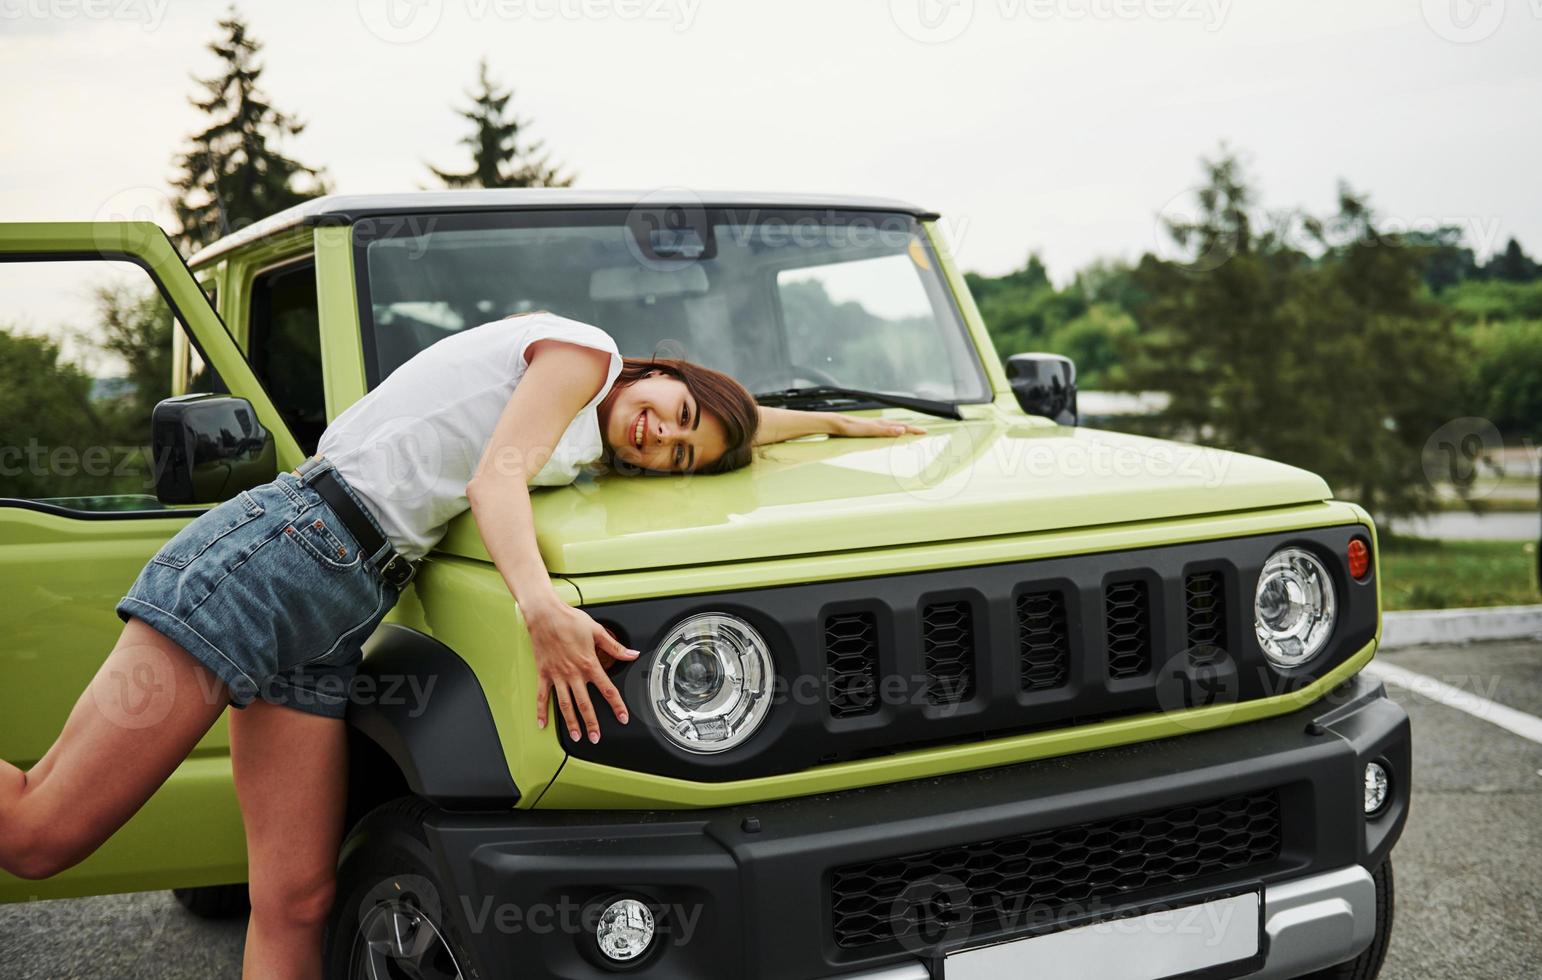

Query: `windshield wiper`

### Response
(754, 385, 963, 421)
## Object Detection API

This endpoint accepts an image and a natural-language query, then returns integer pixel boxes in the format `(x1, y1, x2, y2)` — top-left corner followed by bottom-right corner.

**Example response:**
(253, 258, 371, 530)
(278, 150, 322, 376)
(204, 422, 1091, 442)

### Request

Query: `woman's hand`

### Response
(827, 415, 928, 439)
(755, 406, 928, 446)
(523, 594, 640, 743)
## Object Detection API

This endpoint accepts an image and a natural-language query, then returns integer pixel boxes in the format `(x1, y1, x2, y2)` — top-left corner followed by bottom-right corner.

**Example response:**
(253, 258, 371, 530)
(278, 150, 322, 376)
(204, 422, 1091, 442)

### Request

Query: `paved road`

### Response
(3, 641, 1539, 979)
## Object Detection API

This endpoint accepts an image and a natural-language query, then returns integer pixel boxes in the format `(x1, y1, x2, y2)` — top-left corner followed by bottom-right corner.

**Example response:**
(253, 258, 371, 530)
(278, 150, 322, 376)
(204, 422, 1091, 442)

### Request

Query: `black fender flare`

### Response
(348, 623, 520, 808)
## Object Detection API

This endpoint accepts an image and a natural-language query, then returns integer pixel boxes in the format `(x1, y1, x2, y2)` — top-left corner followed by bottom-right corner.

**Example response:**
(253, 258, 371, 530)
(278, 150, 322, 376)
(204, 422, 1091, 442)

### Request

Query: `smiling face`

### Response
(600, 370, 730, 474)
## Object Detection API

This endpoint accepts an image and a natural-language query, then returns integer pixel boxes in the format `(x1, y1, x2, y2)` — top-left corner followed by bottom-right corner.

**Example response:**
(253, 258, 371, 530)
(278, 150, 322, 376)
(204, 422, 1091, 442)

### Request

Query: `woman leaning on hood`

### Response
(0, 310, 924, 978)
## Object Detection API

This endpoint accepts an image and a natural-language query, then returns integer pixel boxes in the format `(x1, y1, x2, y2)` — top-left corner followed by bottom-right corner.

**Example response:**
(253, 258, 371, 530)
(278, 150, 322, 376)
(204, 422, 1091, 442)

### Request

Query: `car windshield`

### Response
(355, 207, 990, 405)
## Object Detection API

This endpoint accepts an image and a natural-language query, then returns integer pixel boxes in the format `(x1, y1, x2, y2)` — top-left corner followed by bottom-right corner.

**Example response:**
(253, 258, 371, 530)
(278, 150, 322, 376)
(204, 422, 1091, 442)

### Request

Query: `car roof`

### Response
(187, 189, 939, 266)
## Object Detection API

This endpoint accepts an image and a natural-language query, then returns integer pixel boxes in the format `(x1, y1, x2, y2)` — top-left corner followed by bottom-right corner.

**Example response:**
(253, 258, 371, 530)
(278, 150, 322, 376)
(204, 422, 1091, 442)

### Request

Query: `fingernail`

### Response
(537, 717, 546, 729)
(589, 731, 600, 744)
(620, 712, 630, 724)
(570, 729, 580, 740)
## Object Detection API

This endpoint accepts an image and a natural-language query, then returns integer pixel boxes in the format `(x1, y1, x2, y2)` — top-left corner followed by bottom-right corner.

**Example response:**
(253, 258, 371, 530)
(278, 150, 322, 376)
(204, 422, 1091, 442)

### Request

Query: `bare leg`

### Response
(0, 617, 231, 878)
(231, 698, 348, 980)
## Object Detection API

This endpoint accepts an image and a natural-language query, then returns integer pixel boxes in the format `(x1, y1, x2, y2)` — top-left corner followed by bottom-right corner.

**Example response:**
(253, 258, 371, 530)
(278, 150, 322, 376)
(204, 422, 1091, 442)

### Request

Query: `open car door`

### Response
(0, 221, 302, 902)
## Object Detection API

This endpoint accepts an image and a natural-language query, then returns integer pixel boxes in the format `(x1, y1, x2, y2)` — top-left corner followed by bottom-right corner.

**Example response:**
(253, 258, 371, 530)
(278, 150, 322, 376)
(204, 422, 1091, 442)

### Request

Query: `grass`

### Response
(1378, 536, 1540, 611)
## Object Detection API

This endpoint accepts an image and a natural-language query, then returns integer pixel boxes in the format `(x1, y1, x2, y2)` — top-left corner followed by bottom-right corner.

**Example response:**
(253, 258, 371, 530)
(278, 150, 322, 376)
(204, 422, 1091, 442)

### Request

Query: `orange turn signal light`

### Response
(1348, 538, 1371, 580)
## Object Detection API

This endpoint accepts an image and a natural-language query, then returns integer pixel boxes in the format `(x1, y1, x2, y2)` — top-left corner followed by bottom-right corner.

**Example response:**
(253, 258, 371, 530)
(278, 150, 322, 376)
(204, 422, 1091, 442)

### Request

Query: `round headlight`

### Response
(1254, 547, 1337, 667)
(648, 613, 773, 754)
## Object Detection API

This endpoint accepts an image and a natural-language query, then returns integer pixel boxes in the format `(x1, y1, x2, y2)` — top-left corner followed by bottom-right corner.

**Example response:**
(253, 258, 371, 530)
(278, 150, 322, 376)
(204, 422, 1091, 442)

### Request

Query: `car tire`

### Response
(171, 883, 249, 918)
(323, 796, 482, 980)
(1294, 858, 1395, 980)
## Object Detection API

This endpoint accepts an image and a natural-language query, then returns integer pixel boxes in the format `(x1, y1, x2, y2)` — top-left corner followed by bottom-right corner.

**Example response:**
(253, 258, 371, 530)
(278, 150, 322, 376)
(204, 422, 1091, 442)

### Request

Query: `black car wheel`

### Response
(324, 797, 481, 980)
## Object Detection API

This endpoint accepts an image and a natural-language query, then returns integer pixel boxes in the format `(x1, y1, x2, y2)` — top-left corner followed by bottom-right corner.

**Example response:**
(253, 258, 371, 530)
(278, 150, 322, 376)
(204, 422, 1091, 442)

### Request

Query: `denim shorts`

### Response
(116, 459, 403, 719)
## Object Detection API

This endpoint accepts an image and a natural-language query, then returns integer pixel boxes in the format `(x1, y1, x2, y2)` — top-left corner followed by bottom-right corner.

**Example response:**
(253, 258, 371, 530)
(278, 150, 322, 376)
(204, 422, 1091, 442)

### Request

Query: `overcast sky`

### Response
(3, 0, 1541, 343)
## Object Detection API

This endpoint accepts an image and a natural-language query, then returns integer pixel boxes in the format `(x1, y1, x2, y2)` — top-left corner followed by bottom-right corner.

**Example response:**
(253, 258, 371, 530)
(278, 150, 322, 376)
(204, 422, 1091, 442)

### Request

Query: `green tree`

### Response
(171, 8, 327, 253)
(86, 282, 175, 441)
(1045, 304, 1138, 389)
(1403, 225, 1477, 293)
(1125, 152, 1462, 520)
(1481, 237, 1541, 283)
(0, 329, 115, 500)
(1465, 321, 1542, 436)
(429, 58, 573, 189)
(966, 254, 1086, 359)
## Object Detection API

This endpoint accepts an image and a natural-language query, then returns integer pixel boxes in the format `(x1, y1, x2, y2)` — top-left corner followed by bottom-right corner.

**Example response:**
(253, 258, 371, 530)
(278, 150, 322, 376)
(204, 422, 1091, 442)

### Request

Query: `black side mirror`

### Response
(1006, 353, 1078, 426)
(152, 394, 277, 504)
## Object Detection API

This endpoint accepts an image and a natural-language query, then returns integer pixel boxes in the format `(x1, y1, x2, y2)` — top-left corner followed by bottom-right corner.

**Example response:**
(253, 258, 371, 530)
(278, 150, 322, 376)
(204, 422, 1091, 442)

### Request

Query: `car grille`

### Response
(823, 572, 1233, 716)
(829, 789, 1283, 952)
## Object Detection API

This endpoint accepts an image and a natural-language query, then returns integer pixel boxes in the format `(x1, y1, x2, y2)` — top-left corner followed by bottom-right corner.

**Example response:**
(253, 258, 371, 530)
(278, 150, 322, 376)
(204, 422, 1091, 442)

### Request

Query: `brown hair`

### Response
(612, 356, 760, 474)
(502, 312, 759, 474)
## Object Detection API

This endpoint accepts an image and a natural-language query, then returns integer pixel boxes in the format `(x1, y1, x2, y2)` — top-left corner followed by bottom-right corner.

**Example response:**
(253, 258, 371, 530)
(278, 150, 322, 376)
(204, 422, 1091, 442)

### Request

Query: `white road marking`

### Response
(1366, 659, 1542, 747)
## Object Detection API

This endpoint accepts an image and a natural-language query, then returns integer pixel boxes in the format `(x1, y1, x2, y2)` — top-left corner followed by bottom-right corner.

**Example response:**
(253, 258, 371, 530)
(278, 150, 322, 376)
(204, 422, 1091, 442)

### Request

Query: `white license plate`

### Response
(944, 891, 1260, 980)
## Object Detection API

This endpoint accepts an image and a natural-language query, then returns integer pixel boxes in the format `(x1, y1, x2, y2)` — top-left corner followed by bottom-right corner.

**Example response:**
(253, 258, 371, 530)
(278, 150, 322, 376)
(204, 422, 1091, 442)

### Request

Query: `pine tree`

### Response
(170, 9, 327, 253)
(429, 59, 573, 189)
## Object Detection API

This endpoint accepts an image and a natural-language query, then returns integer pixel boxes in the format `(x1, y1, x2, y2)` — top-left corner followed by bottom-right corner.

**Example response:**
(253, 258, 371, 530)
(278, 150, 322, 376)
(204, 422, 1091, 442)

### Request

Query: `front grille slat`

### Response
(1184, 572, 1227, 666)
(1016, 590, 1069, 692)
(922, 601, 976, 705)
(825, 611, 880, 719)
(1104, 580, 1153, 679)
(830, 790, 1283, 951)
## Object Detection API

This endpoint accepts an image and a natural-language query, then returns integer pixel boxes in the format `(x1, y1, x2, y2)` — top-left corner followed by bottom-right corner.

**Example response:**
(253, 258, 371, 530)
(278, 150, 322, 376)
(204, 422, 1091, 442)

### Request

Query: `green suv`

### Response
(1, 192, 1408, 979)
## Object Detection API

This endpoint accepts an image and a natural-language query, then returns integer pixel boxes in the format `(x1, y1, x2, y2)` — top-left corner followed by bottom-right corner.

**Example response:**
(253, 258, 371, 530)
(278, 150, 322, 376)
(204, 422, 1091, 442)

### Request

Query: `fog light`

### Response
(1363, 761, 1390, 815)
(596, 898, 655, 963)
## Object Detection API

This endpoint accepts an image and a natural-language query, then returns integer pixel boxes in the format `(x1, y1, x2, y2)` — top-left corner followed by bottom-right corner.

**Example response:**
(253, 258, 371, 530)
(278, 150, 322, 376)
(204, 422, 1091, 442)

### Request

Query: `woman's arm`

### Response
(466, 340, 638, 744)
(755, 405, 927, 446)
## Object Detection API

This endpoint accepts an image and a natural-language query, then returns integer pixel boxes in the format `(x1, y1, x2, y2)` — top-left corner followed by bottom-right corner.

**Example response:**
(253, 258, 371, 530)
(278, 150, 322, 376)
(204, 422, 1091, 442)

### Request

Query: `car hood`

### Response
(434, 416, 1332, 576)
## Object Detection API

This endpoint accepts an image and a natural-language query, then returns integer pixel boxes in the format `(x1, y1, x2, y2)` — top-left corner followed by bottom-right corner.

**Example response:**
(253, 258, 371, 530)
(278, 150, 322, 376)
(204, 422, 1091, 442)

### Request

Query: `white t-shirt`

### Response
(317, 312, 624, 562)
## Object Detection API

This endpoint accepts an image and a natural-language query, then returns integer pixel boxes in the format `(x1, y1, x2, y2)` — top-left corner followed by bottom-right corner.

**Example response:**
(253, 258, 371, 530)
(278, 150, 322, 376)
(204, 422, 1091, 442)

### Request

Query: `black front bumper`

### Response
(423, 673, 1409, 980)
